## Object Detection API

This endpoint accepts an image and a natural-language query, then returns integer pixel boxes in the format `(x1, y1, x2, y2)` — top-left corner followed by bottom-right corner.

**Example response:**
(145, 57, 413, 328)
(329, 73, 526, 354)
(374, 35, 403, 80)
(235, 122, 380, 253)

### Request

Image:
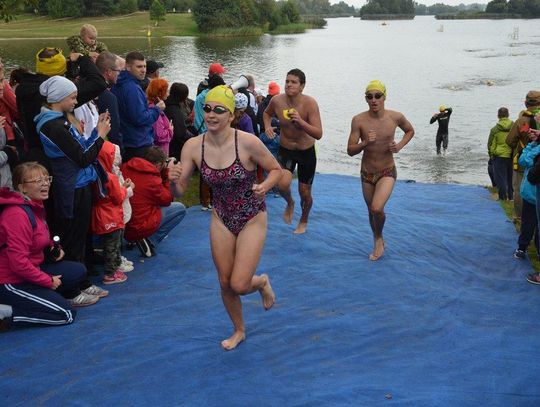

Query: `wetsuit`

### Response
(430, 108, 452, 154)
(201, 130, 266, 235)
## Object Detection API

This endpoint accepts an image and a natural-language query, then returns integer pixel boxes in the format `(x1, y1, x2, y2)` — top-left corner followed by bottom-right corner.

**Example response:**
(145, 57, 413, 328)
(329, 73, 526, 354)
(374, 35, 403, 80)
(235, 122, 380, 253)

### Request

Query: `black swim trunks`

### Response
(278, 145, 317, 185)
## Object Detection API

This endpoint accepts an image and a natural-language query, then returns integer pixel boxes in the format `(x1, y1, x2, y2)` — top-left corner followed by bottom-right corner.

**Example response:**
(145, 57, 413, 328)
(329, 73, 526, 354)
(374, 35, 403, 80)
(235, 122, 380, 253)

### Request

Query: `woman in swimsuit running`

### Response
(171, 85, 282, 350)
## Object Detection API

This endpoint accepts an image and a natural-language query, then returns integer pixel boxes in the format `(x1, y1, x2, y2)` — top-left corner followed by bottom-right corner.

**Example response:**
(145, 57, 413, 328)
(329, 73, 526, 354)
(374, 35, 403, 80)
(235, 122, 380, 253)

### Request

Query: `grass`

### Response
(0, 12, 198, 39)
(178, 173, 201, 208)
(269, 23, 314, 34)
(488, 186, 540, 272)
(0, 13, 324, 39)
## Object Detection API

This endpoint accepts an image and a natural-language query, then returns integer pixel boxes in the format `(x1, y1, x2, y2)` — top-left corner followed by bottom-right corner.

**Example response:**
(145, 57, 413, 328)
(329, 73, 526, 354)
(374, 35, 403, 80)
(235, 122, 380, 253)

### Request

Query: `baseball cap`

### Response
(147, 60, 164, 75)
(209, 63, 226, 75)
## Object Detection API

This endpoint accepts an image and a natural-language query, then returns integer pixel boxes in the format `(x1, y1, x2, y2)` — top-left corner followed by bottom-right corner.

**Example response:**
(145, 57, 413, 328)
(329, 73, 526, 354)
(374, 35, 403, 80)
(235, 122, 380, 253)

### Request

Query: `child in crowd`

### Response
(146, 78, 174, 156)
(112, 144, 134, 272)
(122, 147, 186, 258)
(91, 140, 131, 284)
(67, 24, 108, 60)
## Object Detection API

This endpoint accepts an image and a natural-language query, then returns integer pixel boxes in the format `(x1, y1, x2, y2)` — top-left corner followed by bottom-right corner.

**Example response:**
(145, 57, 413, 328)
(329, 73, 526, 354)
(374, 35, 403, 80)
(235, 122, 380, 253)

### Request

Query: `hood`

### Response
(115, 70, 138, 87)
(34, 107, 64, 134)
(15, 71, 49, 101)
(112, 143, 122, 174)
(98, 140, 116, 172)
(0, 187, 42, 208)
(122, 157, 160, 175)
(497, 117, 513, 132)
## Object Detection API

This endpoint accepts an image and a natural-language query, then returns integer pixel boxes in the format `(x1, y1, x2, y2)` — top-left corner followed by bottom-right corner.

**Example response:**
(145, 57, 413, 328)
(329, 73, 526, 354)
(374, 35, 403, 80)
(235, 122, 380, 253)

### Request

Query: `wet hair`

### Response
(9, 67, 29, 87)
(208, 74, 225, 90)
(144, 146, 167, 166)
(168, 82, 189, 104)
(146, 78, 169, 103)
(498, 107, 509, 118)
(12, 162, 48, 192)
(287, 68, 306, 85)
(95, 51, 117, 74)
(125, 51, 145, 65)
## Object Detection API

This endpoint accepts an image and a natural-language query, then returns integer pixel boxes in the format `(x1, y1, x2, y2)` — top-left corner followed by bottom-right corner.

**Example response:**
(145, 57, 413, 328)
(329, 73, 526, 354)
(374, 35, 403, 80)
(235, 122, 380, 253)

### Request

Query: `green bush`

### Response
(118, 0, 138, 14)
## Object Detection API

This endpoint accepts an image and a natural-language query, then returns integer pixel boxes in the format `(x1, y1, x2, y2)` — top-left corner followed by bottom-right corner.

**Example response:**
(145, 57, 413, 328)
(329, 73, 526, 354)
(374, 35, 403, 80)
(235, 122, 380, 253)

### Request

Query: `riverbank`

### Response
(0, 12, 198, 39)
(0, 12, 320, 39)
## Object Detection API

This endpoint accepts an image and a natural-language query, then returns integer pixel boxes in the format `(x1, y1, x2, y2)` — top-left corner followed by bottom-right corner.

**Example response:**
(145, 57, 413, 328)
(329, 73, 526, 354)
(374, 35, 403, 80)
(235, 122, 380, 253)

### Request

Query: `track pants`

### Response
(0, 261, 86, 326)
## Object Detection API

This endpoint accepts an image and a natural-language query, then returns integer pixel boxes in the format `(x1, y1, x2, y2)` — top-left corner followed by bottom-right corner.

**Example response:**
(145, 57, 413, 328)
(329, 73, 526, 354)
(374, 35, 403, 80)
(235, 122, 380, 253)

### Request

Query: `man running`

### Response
(263, 69, 323, 234)
(347, 80, 414, 260)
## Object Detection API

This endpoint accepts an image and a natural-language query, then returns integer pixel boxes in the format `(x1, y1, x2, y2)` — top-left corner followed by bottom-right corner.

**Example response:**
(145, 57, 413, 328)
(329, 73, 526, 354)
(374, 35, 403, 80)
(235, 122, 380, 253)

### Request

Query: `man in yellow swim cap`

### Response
(430, 104, 453, 155)
(346, 80, 415, 261)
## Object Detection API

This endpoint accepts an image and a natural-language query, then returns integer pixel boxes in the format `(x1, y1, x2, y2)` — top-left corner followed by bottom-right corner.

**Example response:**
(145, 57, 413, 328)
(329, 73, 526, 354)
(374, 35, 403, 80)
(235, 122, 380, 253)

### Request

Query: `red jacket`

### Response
(0, 188, 53, 288)
(91, 141, 127, 235)
(121, 157, 172, 241)
(0, 80, 19, 142)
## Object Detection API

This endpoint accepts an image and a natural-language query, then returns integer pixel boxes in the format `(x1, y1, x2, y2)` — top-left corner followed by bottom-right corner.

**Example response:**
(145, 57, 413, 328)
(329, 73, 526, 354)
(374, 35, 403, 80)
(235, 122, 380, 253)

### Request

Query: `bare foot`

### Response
(221, 331, 246, 351)
(259, 274, 276, 311)
(293, 222, 307, 234)
(369, 238, 385, 261)
(283, 201, 294, 224)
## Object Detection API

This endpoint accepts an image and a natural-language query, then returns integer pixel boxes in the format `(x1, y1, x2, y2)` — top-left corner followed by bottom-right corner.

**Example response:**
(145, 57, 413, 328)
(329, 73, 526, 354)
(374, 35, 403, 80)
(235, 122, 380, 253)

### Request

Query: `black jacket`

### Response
(16, 55, 107, 154)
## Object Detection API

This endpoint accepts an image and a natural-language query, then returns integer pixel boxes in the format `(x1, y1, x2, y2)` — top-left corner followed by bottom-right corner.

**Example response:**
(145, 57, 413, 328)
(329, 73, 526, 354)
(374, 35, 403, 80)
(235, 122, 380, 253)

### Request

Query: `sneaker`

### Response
(82, 285, 109, 298)
(70, 292, 99, 307)
(513, 249, 526, 260)
(136, 238, 155, 258)
(119, 257, 134, 272)
(119, 262, 134, 273)
(527, 273, 540, 285)
(201, 205, 211, 211)
(121, 256, 134, 267)
(103, 270, 128, 285)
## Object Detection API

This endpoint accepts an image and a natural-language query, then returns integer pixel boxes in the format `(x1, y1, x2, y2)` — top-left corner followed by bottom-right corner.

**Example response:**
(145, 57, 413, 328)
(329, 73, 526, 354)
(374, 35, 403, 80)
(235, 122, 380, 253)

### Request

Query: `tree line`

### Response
(485, 0, 540, 17)
(1, 0, 355, 22)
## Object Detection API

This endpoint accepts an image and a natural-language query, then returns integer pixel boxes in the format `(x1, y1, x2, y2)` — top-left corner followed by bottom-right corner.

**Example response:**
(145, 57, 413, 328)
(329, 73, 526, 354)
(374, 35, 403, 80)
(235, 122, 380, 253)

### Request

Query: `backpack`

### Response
(153, 111, 174, 145)
(0, 204, 36, 251)
(238, 88, 260, 137)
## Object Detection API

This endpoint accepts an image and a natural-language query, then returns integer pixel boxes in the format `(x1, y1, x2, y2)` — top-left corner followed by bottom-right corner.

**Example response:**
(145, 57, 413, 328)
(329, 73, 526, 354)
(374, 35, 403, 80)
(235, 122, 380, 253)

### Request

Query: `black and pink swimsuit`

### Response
(201, 130, 266, 235)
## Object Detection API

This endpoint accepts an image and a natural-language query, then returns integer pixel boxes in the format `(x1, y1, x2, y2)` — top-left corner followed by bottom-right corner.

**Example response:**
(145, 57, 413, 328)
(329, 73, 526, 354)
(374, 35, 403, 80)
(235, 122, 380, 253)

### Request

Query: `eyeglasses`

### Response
(23, 176, 53, 186)
(203, 104, 229, 115)
(365, 93, 384, 100)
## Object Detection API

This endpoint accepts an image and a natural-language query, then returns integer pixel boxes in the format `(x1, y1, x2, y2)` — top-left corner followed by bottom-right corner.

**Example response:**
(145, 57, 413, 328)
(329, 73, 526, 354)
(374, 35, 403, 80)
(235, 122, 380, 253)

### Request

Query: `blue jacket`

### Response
(35, 108, 103, 218)
(194, 89, 209, 135)
(111, 71, 160, 149)
(518, 142, 540, 205)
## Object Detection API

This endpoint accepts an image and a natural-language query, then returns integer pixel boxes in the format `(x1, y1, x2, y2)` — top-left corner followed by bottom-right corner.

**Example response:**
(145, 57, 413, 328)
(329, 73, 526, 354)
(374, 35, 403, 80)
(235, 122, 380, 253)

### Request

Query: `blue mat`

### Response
(1, 174, 539, 406)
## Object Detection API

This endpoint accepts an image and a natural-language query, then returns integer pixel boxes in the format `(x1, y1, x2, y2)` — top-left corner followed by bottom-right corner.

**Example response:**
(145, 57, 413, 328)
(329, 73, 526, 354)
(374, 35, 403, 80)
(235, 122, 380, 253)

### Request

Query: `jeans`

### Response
(147, 202, 186, 247)
(518, 199, 538, 253)
(493, 156, 513, 200)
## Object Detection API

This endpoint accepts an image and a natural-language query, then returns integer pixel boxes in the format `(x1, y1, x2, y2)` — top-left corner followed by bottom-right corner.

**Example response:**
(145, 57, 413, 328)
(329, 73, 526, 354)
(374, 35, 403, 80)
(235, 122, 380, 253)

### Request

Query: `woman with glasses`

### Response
(171, 85, 282, 350)
(0, 162, 88, 331)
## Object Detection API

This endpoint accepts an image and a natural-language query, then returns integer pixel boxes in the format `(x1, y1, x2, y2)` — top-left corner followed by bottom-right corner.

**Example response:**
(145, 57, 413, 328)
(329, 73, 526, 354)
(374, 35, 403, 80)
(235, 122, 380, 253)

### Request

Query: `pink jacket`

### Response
(0, 188, 53, 288)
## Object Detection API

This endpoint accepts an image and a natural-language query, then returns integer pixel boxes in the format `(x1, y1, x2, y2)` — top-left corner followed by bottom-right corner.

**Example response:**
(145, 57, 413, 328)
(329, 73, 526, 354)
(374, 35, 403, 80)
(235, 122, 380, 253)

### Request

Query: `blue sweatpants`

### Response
(0, 260, 86, 326)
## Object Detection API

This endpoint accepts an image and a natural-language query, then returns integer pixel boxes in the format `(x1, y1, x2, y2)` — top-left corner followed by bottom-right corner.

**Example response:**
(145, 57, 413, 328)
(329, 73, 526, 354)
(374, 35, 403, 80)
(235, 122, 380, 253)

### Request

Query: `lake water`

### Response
(1, 16, 539, 185)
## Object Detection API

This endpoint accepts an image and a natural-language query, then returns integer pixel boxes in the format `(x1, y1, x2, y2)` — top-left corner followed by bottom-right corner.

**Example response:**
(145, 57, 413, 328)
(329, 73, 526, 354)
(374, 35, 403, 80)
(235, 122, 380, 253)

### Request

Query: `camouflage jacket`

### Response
(66, 35, 108, 56)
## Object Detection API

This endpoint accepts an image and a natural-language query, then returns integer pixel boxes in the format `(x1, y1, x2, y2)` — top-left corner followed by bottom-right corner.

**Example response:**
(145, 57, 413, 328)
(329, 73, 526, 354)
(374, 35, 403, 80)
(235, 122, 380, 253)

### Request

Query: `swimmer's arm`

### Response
(249, 137, 282, 197)
(295, 99, 323, 140)
(170, 138, 198, 197)
(346, 117, 366, 157)
(393, 114, 415, 152)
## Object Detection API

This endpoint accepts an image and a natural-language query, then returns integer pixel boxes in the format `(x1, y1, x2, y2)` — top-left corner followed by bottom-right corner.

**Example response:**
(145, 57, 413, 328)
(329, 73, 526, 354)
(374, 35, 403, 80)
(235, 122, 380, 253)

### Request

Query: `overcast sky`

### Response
(332, 0, 484, 7)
